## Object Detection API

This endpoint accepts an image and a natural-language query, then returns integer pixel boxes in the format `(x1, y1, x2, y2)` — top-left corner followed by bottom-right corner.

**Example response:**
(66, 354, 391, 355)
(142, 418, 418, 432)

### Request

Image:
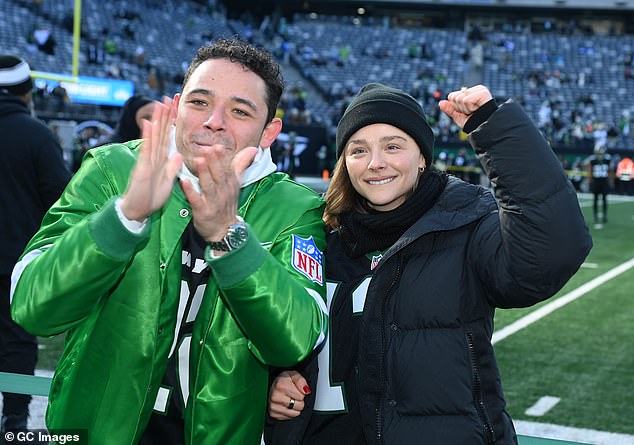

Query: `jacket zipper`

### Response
(375, 262, 402, 443)
(466, 331, 496, 444)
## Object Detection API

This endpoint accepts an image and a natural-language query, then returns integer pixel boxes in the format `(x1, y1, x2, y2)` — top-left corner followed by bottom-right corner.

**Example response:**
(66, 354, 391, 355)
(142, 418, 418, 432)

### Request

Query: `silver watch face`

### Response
(226, 223, 248, 249)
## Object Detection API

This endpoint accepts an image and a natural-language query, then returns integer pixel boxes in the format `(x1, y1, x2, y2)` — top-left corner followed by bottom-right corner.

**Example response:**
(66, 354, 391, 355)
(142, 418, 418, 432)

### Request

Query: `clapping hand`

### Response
(120, 97, 182, 222)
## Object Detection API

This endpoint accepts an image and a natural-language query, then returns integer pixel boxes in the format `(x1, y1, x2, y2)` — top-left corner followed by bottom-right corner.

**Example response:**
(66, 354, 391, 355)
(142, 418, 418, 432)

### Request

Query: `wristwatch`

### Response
(208, 217, 248, 252)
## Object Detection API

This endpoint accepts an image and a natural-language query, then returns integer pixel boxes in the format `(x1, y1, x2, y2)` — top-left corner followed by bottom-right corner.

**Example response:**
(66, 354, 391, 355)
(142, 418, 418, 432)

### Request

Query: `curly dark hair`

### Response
(182, 38, 284, 124)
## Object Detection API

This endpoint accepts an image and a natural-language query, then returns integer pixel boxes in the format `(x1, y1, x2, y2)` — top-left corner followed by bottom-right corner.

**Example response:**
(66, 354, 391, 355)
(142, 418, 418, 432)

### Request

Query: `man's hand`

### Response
(180, 145, 258, 242)
(439, 85, 493, 129)
(268, 370, 311, 421)
(120, 97, 183, 222)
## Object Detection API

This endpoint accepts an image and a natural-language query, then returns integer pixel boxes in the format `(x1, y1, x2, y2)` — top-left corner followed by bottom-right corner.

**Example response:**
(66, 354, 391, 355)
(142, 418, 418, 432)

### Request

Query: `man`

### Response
(10, 39, 327, 445)
(0, 55, 71, 434)
(585, 143, 612, 226)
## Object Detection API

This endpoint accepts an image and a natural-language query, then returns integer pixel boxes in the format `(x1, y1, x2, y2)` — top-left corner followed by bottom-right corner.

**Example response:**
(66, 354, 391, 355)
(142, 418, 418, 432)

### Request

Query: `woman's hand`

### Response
(268, 370, 311, 420)
(439, 85, 493, 129)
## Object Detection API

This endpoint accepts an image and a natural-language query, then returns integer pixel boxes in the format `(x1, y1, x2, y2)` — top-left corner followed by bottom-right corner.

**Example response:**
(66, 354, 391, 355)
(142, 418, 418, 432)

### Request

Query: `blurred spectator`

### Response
(50, 84, 70, 113)
(585, 143, 612, 225)
(467, 25, 485, 41)
(87, 38, 105, 65)
(452, 149, 469, 181)
(618, 110, 631, 143)
(28, 25, 56, 56)
(135, 45, 145, 66)
(123, 22, 136, 40)
(147, 66, 164, 95)
(0, 55, 71, 434)
(616, 156, 633, 195)
(72, 127, 102, 172)
(434, 151, 448, 171)
(105, 62, 123, 79)
(569, 157, 584, 191)
(104, 37, 118, 56)
(276, 131, 299, 179)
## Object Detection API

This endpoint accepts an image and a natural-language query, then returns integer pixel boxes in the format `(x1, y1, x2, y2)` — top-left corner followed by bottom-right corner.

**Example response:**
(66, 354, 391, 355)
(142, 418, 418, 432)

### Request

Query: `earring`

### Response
(418, 166, 425, 173)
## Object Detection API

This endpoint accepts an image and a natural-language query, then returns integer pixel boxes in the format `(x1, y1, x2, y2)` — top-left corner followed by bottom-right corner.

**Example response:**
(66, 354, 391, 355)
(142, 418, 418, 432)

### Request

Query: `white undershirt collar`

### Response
(168, 127, 276, 193)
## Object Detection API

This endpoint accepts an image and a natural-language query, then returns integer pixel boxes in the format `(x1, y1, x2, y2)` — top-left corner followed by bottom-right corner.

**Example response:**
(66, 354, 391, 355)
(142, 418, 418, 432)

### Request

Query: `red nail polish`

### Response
(303, 385, 311, 395)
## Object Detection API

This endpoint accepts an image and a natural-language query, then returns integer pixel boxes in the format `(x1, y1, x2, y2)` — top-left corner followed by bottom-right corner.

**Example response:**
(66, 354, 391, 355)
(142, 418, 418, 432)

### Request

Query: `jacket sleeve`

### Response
(264, 355, 319, 445)
(467, 101, 592, 308)
(207, 205, 328, 367)
(11, 149, 149, 336)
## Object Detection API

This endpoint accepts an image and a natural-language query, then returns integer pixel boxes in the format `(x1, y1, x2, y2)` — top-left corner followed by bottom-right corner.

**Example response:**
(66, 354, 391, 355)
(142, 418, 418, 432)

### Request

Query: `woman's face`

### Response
(135, 102, 156, 131)
(344, 123, 425, 212)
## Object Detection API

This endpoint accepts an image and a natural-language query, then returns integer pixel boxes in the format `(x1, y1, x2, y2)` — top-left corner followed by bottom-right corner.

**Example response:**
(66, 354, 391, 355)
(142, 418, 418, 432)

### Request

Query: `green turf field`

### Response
(493, 194, 634, 437)
(35, 193, 634, 441)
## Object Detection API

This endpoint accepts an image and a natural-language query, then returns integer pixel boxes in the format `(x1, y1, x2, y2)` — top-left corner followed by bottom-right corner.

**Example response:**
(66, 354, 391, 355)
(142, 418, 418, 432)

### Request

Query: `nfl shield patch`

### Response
(370, 254, 383, 270)
(291, 235, 323, 285)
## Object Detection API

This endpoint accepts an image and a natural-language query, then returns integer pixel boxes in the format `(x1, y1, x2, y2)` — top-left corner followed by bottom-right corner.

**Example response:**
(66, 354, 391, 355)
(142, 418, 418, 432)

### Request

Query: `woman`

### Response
(101, 94, 156, 145)
(266, 83, 591, 444)
(73, 95, 156, 171)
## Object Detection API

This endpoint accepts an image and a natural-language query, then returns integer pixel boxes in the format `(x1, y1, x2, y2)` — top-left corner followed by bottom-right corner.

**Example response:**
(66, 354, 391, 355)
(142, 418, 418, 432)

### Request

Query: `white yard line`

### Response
(525, 396, 561, 416)
(578, 193, 634, 208)
(495, 251, 634, 443)
(515, 420, 634, 445)
(577, 193, 634, 203)
(493, 257, 634, 345)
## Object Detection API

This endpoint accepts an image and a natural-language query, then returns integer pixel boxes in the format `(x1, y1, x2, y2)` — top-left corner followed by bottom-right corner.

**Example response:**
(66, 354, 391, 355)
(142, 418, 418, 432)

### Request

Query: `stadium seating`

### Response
(1, 0, 633, 151)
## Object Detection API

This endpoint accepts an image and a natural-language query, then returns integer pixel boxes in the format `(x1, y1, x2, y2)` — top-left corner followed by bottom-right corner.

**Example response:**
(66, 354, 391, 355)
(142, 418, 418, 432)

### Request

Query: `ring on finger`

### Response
(287, 397, 296, 410)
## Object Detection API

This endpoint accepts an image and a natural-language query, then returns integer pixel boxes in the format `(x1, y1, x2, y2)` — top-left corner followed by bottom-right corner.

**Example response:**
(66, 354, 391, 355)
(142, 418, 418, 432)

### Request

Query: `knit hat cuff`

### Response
(0, 57, 33, 96)
(336, 99, 434, 162)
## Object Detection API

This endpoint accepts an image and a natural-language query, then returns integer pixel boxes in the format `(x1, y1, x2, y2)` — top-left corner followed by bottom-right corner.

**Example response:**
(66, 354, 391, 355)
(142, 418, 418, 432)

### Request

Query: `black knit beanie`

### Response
(0, 55, 33, 96)
(336, 83, 434, 163)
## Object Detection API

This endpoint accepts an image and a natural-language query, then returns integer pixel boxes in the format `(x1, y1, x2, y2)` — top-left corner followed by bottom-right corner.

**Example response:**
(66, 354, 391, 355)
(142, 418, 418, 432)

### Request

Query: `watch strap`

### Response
(206, 216, 247, 254)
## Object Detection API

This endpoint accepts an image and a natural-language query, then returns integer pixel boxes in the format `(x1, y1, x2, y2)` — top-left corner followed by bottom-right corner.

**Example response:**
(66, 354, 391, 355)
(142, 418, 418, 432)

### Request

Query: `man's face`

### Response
(173, 58, 281, 173)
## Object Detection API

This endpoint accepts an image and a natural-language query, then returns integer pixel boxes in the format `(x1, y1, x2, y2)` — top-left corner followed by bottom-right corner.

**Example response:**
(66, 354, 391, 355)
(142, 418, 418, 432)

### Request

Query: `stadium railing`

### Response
(0, 372, 591, 444)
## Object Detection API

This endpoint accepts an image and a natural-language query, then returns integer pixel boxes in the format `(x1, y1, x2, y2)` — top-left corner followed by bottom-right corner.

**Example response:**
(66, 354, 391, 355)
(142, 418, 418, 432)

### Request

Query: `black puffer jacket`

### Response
(355, 101, 591, 444)
(266, 101, 592, 445)
(0, 95, 70, 274)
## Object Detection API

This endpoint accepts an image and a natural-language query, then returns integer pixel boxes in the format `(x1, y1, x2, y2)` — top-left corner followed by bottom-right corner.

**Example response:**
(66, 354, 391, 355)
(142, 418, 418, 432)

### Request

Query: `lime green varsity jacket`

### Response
(11, 140, 327, 444)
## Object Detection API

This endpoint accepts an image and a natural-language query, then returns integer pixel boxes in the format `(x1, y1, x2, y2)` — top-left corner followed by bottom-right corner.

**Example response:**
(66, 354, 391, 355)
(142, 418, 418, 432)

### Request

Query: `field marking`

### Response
(577, 193, 634, 208)
(515, 420, 634, 445)
(580, 262, 598, 268)
(577, 193, 634, 203)
(525, 396, 561, 416)
(492, 257, 634, 344)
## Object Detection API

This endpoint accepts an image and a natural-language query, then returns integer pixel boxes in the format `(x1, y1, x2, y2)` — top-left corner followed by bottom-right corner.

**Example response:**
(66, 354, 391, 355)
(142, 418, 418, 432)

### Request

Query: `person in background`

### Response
(0, 54, 71, 434)
(266, 83, 591, 445)
(585, 142, 612, 226)
(73, 95, 155, 171)
(10, 39, 327, 445)
(102, 94, 156, 145)
(616, 155, 633, 195)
